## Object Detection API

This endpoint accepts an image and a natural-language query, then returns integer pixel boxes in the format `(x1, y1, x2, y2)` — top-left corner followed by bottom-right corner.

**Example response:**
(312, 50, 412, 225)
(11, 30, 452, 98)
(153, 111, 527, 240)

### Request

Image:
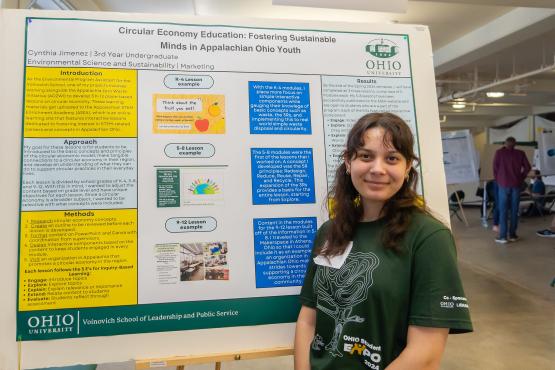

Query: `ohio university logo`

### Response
(365, 38, 398, 58)
(26, 313, 76, 335)
(364, 38, 403, 75)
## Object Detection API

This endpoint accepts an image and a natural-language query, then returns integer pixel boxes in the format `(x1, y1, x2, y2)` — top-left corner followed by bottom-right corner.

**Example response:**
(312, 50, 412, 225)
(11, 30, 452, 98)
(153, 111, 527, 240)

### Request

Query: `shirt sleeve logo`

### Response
(440, 295, 469, 309)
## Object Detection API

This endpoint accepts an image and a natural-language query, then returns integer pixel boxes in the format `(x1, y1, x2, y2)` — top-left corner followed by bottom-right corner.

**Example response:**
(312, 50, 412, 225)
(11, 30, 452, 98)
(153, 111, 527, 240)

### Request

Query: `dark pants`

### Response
(491, 181, 499, 225)
(498, 186, 520, 239)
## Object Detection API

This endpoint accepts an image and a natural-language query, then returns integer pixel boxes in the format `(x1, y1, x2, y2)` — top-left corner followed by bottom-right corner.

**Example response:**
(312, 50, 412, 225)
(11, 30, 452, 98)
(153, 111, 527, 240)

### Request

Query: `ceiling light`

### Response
(486, 91, 505, 98)
(451, 102, 466, 109)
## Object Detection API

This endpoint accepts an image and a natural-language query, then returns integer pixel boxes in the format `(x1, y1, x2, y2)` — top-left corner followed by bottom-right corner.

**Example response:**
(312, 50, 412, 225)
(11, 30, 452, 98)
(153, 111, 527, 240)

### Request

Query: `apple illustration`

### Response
(195, 118, 209, 132)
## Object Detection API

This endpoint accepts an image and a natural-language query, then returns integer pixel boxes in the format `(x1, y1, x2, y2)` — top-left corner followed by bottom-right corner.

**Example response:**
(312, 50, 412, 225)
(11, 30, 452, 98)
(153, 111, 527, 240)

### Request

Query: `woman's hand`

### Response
(385, 325, 449, 370)
(294, 305, 317, 370)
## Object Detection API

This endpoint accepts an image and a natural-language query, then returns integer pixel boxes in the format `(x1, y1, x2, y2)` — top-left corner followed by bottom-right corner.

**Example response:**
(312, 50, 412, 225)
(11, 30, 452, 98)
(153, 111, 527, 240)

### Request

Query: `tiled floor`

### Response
(440, 209, 555, 369)
(451, 208, 555, 302)
(441, 263, 554, 369)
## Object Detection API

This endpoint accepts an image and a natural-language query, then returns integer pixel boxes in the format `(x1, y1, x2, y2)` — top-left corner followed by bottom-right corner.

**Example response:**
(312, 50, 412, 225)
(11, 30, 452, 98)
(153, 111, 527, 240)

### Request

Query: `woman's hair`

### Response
(317, 112, 428, 256)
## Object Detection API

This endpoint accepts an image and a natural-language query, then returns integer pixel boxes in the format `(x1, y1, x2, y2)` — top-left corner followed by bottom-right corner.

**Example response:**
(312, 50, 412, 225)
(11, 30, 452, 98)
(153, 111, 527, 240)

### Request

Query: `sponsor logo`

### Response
(440, 301, 455, 308)
(440, 295, 469, 309)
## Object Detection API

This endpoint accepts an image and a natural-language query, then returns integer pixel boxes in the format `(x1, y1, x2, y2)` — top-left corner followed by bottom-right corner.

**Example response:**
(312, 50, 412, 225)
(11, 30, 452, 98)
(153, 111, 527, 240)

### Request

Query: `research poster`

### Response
(536, 119, 555, 176)
(17, 17, 418, 340)
(441, 130, 479, 184)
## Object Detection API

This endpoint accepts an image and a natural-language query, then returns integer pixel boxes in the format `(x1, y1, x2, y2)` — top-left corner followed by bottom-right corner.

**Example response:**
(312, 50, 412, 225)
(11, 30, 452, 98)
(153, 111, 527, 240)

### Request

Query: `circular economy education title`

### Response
(118, 26, 337, 43)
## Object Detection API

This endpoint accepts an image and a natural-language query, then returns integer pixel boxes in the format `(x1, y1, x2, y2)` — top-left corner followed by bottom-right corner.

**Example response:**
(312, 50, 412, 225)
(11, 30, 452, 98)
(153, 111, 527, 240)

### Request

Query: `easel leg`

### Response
(454, 191, 469, 226)
(481, 180, 489, 228)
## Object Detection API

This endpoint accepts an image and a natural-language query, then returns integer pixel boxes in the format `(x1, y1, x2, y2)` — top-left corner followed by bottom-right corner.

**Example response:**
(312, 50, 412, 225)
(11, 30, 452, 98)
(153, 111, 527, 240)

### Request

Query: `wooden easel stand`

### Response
(454, 190, 469, 226)
(136, 347, 294, 369)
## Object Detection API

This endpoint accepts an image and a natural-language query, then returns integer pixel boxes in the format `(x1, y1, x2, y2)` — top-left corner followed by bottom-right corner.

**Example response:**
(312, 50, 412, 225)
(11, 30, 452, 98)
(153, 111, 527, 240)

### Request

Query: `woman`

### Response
(295, 113, 472, 370)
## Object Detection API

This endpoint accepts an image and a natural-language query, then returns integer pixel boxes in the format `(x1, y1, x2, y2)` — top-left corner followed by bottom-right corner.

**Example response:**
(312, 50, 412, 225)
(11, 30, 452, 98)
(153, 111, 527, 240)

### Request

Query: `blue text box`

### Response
(251, 148, 315, 205)
(249, 81, 311, 135)
(253, 217, 317, 288)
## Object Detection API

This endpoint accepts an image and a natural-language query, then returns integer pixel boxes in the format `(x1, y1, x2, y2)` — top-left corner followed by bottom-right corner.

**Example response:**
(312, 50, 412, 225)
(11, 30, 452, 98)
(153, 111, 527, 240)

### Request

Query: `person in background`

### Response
(295, 113, 472, 370)
(536, 216, 555, 238)
(486, 180, 500, 233)
(493, 137, 531, 243)
(530, 169, 546, 211)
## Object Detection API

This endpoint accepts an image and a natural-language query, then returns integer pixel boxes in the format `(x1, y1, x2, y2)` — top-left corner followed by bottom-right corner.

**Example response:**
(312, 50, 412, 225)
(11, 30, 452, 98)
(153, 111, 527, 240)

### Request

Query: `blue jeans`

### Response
(497, 186, 520, 239)
(492, 181, 499, 226)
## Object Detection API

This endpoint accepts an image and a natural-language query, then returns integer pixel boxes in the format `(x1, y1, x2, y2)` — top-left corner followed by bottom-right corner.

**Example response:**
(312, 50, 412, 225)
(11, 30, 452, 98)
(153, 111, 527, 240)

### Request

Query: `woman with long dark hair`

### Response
(295, 113, 472, 370)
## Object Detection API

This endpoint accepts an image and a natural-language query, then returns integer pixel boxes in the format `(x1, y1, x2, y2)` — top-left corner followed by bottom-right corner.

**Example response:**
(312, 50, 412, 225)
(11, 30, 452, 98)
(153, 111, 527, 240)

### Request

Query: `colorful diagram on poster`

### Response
(188, 178, 221, 195)
(153, 94, 225, 134)
(182, 170, 225, 206)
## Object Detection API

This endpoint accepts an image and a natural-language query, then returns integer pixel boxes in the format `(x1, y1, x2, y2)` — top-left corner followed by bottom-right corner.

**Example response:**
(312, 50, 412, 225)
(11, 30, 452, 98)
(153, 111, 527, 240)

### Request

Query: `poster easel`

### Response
(136, 347, 294, 369)
(453, 190, 469, 226)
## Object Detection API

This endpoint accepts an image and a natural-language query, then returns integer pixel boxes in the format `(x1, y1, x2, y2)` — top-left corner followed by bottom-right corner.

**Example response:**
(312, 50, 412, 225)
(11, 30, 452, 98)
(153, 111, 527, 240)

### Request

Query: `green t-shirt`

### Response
(300, 212, 473, 370)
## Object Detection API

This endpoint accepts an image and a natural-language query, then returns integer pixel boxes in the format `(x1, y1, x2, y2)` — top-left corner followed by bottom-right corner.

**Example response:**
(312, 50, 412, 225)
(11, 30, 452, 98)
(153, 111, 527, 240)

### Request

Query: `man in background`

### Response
(493, 137, 531, 243)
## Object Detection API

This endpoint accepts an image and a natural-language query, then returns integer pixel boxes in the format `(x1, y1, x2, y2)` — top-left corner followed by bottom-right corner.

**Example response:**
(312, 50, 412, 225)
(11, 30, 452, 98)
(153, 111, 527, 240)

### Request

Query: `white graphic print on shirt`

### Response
(313, 251, 380, 357)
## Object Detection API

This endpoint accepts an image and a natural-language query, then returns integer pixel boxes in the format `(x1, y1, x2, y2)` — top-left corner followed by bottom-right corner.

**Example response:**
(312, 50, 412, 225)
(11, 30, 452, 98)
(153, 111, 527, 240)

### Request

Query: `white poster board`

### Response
(441, 130, 479, 184)
(536, 119, 555, 176)
(0, 9, 448, 369)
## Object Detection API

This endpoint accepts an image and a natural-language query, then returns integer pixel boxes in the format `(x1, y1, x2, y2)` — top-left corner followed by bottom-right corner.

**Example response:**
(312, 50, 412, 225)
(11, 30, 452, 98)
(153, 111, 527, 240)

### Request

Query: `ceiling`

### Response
(6, 0, 555, 131)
